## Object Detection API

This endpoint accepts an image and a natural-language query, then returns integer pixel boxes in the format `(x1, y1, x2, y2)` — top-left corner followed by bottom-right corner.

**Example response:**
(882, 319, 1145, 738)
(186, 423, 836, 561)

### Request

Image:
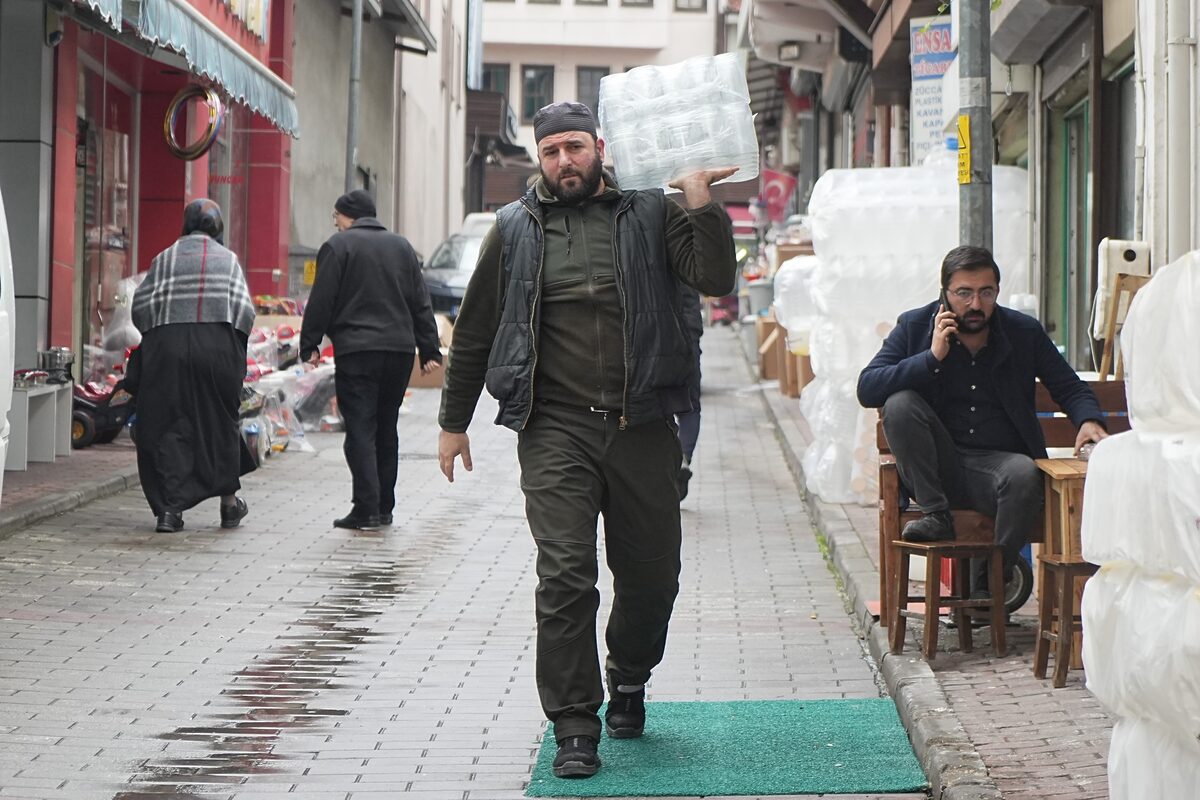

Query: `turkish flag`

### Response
(760, 168, 797, 223)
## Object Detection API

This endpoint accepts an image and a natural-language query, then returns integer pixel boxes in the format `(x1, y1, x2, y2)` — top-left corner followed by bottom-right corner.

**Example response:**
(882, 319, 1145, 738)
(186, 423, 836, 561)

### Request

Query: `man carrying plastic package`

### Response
(437, 101, 736, 778)
(857, 245, 1108, 598)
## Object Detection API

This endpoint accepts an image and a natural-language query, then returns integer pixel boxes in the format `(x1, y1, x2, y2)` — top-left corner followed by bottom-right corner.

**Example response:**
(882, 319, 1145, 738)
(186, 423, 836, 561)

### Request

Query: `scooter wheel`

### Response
(72, 411, 97, 449)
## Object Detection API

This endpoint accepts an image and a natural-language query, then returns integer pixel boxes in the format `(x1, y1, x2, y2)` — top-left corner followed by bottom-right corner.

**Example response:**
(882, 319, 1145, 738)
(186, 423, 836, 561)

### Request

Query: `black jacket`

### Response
(856, 302, 1104, 459)
(300, 218, 441, 364)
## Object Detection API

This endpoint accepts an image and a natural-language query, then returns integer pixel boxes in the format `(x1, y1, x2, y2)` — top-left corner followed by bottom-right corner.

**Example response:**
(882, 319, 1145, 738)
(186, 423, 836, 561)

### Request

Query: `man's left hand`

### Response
(306, 351, 321, 366)
(669, 167, 739, 209)
(1074, 420, 1108, 456)
(420, 359, 442, 376)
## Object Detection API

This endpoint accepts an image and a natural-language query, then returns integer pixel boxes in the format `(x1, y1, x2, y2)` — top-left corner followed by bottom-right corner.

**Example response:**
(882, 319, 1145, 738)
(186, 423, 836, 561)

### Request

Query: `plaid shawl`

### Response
(132, 233, 256, 335)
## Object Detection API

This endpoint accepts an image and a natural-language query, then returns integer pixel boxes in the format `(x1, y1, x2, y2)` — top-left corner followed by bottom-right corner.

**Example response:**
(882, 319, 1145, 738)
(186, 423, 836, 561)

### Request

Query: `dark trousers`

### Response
(517, 403, 683, 741)
(881, 390, 1042, 588)
(334, 350, 415, 517)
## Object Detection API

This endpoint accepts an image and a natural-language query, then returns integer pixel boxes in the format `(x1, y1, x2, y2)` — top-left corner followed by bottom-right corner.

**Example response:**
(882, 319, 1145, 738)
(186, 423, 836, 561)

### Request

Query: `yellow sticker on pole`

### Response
(957, 115, 971, 185)
(303, 259, 317, 286)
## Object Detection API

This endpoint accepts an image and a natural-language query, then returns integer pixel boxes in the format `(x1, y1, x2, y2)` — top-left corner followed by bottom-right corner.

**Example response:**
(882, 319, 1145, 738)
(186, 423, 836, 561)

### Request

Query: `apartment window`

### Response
(482, 63, 510, 99)
(576, 0, 607, 6)
(622, 0, 652, 7)
(522, 65, 554, 123)
(577, 66, 608, 118)
(674, 0, 704, 10)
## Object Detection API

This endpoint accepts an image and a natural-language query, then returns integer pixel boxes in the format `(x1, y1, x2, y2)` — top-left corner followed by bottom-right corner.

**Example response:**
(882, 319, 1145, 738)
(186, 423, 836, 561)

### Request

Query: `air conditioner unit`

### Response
(1092, 238, 1151, 339)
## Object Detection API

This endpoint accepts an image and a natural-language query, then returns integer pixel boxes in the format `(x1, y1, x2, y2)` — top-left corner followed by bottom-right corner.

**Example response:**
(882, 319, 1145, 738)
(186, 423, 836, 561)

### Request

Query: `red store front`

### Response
(52, 0, 298, 382)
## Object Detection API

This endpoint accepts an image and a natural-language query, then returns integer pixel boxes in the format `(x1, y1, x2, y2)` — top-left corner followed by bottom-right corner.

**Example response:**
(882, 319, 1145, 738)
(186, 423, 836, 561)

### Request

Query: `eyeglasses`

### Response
(947, 287, 998, 302)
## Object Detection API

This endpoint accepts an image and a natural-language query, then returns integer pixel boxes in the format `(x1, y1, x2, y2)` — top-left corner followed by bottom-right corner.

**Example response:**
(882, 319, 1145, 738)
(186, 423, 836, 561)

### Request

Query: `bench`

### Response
(876, 379, 1130, 629)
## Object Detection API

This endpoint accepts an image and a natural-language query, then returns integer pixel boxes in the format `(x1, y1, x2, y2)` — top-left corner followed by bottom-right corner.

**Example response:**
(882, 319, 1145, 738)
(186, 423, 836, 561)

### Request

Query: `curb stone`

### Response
(0, 465, 141, 541)
(742, 332, 1002, 800)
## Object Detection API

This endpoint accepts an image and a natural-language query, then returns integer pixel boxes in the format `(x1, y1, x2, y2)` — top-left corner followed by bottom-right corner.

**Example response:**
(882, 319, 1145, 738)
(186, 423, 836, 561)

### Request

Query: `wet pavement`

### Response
(0, 328, 917, 799)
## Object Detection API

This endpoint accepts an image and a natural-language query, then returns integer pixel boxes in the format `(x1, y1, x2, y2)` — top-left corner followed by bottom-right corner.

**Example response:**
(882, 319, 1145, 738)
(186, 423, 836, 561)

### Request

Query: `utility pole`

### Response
(345, 0, 364, 193)
(957, 0, 994, 251)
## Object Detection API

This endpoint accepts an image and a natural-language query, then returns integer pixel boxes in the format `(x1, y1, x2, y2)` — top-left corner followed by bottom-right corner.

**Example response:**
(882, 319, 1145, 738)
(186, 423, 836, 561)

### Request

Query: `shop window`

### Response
(521, 65, 554, 123)
(205, 103, 250, 269)
(576, 67, 608, 119)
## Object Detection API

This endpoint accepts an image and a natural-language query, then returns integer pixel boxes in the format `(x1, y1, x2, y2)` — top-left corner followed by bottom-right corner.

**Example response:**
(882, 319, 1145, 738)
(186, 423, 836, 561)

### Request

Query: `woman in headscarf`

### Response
(131, 199, 256, 532)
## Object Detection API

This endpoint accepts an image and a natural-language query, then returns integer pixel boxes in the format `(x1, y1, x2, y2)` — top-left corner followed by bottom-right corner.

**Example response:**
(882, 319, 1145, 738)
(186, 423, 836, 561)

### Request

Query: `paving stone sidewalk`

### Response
(0, 328, 922, 800)
(746, 328, 1115, 800)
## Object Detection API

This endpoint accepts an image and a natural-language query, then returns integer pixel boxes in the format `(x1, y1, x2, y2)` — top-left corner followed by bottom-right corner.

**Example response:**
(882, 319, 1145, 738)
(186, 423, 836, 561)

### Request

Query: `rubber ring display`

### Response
(163, 85, 224, 161)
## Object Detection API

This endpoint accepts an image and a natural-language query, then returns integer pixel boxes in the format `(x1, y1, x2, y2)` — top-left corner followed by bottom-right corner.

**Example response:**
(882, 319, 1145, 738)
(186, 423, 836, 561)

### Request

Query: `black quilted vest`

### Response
(486, 186, 693, 431)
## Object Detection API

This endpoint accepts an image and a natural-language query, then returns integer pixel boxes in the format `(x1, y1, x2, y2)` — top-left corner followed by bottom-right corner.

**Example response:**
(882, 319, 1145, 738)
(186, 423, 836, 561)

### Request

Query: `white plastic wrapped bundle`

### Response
(798, 377, 871, 504)
(1080, 430, 1200, 584)
(808, 317, 889, 380)
(1082, 562, 1200, 746)
(598, 54, 759, 191)
(849, 407, 880, 505)
(1120, 252, 1200, 432)
(772, 256, 818, 352)
(1107, 717, 1200, 800)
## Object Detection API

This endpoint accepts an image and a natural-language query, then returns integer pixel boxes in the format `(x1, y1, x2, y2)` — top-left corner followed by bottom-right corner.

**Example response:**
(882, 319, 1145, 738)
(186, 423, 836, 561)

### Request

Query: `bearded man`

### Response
(436, 101, 737, 778)
(857, 245, 1107, 598)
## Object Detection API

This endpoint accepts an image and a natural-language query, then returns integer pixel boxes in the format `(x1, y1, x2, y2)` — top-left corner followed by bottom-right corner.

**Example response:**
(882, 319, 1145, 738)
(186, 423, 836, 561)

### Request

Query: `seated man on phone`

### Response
(856, 245, 1108, 597)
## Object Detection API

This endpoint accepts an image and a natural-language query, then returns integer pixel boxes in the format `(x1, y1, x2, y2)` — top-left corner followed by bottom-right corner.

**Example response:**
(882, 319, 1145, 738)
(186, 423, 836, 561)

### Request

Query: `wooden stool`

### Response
(889, 540, 1007, 660)
(1033, 555, 1100, 687)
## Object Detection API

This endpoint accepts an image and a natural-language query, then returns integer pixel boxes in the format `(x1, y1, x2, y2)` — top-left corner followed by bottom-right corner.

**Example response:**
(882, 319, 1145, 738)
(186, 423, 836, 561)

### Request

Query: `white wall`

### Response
(398, 0, 469, 258)
(291, 0, 399, 252)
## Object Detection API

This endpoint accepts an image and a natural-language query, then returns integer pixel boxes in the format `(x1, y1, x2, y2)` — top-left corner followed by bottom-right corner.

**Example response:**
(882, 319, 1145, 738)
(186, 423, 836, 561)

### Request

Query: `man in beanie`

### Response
(301, 190, 442, 530)
(437, 100, 737, 778)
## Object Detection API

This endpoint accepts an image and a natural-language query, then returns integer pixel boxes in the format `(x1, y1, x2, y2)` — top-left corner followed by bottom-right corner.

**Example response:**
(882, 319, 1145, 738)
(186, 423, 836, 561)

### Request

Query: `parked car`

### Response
(0, 186, 15, 495)
(422, 229, 486, 321)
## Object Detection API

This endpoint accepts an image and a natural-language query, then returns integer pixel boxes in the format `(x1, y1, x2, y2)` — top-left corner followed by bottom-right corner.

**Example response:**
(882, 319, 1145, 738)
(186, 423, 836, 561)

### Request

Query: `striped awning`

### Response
(124, 0, 300, 137)
(76, 0, 123, 30)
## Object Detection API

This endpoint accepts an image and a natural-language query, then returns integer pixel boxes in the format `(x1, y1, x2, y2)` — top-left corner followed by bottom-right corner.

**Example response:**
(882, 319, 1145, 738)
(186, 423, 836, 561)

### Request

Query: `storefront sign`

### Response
(225, 0, 269, 41)
(909, 16, 955, 165)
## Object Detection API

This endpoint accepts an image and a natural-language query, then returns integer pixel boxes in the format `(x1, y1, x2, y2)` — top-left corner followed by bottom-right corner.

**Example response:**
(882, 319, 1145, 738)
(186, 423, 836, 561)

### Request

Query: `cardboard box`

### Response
(757, 323, 780, 381)
(409, 348, 449, 389)
(774, 242, 814, 272)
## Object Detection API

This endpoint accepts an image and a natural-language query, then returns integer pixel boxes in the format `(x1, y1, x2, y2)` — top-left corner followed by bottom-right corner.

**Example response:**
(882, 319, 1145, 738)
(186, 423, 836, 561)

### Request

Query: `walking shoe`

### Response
(333, 513, 383, 530)
(155, 512, 184, 533)
(605, 683, 646, 739)
(378, 514, 393, 526)
(901, 510, 955, 542)
(552, 735, 600, 778)
(677, 464, 693, 501)
(220, 498, 249, 529)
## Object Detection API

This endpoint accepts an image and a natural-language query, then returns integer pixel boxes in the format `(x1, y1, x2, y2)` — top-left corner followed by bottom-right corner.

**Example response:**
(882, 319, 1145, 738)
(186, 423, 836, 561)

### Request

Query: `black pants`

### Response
(517, 402, 683, 741)
(334, 350, 415, 517)
(881, 390, 1042, 589)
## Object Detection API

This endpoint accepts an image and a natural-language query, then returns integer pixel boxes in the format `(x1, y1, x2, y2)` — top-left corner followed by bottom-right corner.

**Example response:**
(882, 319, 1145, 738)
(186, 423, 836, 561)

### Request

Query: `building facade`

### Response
(0, 0, 297, 379)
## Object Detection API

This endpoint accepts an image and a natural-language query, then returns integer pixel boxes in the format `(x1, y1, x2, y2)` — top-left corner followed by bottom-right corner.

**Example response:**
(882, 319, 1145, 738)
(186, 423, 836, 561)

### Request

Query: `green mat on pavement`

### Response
(526, 698, 927, 797)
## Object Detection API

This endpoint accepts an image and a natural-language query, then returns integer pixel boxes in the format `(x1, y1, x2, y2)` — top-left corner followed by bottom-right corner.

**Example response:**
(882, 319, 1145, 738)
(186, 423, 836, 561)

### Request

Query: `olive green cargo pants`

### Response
(517, 402, 683, 741)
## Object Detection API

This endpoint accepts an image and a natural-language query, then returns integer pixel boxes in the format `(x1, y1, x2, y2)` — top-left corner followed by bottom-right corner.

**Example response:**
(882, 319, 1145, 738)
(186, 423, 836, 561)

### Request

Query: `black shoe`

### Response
(605, 684, 646, 739)
(220, 498, 249, 529)
(677, 465, 693, 501)
(378, 514, 393, 526)
(333, 513, 383, 530)
(552, 735, 600, 778)
(901, 510, 955, 542)
(155, 512, 184, 533)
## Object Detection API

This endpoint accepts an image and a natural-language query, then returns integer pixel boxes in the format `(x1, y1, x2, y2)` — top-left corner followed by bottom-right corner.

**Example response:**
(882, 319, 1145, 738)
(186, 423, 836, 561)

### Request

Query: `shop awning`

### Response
(125, 0, 300, 137)
(76, 0, 123, 31)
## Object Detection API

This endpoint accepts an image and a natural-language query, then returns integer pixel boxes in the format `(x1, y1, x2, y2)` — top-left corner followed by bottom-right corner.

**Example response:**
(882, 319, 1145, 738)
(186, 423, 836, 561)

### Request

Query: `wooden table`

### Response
(1034, 456, 1089, 667)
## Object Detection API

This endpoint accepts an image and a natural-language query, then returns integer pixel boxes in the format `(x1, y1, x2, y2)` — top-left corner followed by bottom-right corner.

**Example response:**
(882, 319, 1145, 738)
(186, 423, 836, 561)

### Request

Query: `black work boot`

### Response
(605, 680, 646, 739)
(552, 735, 600, 778)
(901, 510, 955, 542)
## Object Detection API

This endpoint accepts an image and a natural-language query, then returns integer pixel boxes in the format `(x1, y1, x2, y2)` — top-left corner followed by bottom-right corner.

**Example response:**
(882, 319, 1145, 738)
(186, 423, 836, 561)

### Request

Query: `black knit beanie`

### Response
(533, 101, 598, 143)
(334, 189, 376, 220)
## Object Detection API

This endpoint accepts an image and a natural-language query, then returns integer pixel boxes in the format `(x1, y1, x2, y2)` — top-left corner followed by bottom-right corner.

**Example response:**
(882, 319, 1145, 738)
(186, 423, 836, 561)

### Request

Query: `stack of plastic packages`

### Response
(1080, 254, 1200, 799)
(597, 53, 758, 192)
(800, 163, 1031, 505)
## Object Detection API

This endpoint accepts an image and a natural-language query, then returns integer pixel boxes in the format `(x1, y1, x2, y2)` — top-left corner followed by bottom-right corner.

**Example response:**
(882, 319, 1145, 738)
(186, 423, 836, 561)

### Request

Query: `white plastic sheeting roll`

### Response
(1082, 563, 1200, 744)
(1106, 717, 1200, 800)
(772, 256, 818, 352)
(1120, 252, 1200, 432)
(1080, 430, 1200, 585)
